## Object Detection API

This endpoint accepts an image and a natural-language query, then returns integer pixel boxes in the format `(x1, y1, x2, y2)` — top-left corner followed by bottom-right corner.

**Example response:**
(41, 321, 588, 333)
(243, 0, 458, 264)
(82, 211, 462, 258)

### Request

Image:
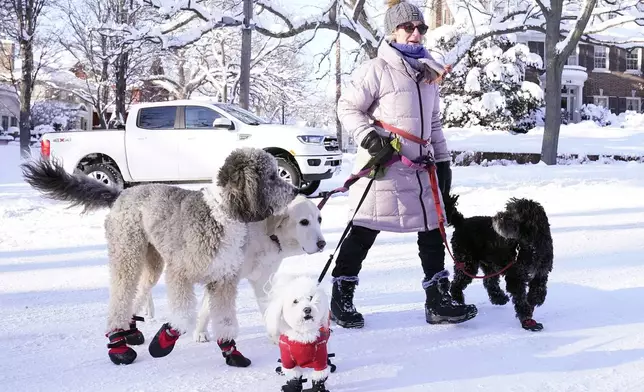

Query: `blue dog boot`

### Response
(424, 271, 478, 324)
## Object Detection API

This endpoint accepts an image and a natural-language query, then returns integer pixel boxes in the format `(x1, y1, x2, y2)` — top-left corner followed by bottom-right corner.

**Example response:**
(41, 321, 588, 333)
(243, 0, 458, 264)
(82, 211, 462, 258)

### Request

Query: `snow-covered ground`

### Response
(446, 114, 644, 157)
(1, 132, 644, 391)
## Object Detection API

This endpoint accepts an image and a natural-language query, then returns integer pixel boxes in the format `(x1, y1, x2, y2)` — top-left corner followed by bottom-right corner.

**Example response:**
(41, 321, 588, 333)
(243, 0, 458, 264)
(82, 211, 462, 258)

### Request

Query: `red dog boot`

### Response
(148, 323, 180, 358)
(217, 339, 251, 367)
(521, 318, 544, 331)
(125, 315, 145, 346)
(107, 329, 137, 365)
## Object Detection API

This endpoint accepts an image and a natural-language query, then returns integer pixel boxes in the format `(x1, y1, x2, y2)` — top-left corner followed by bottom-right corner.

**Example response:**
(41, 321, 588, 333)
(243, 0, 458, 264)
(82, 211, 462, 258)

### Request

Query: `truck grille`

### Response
(324, 136, 339, 151)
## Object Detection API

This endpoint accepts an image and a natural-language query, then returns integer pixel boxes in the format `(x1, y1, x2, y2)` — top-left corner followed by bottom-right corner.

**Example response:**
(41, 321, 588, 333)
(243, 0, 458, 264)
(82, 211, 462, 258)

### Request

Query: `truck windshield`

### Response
(213, 104, 269, 125)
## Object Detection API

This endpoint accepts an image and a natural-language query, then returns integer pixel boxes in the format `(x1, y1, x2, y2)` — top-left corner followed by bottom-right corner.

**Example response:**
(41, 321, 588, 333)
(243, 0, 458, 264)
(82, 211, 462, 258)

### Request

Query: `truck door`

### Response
(125, 105, 181, 181)
(177, 105, 239, 181)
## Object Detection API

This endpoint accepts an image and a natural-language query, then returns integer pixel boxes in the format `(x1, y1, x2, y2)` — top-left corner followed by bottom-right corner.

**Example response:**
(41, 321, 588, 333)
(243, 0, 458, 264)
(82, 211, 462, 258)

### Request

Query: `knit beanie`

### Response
(384, 0, 425, 34)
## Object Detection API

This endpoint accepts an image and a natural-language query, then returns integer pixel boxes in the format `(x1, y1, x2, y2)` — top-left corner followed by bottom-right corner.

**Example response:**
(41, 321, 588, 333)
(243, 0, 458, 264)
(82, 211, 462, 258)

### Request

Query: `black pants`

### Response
(330, 224, 446, 281)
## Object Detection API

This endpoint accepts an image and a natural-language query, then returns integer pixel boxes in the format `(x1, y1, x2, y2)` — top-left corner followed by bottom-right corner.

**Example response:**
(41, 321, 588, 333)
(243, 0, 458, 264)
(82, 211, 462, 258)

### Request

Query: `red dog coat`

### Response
(278, 327, 330, 371)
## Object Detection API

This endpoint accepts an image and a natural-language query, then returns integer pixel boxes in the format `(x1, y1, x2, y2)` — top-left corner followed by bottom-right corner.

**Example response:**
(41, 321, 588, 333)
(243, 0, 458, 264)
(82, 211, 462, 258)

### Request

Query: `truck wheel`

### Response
(299, 180, 321, 196)
(276, 158, 301, 188)
(83, 163, 124, 190)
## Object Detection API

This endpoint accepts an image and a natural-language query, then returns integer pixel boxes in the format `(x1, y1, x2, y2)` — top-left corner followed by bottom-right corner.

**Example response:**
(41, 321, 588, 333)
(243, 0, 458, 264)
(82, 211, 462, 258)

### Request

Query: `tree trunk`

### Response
(335, 31, 342, 150)
(114, 51, 129, 124)
(541, 64, 563, 165)
(19, 39, 33, 159)
(239, 0, 252, 109)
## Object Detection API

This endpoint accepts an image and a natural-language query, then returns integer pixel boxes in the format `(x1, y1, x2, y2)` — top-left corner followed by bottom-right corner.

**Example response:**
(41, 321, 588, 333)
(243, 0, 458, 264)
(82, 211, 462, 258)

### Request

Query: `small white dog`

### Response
(265, 274, 332, 392)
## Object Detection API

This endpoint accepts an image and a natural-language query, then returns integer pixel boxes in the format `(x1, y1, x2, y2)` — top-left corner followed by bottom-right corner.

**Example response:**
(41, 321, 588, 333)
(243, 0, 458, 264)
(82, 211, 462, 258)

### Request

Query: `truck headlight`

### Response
(297, 135, 325, 145)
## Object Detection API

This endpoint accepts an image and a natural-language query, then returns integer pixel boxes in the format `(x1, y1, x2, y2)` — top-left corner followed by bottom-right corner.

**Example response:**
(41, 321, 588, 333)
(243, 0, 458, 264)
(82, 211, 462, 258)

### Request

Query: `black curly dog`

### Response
(443, 194, 554, 331)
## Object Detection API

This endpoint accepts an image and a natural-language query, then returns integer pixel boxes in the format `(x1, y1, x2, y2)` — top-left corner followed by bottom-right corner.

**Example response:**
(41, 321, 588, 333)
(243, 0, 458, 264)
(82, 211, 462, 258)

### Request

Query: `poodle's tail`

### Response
(21, 158, 121, 213)
(443, 193, 465, 227)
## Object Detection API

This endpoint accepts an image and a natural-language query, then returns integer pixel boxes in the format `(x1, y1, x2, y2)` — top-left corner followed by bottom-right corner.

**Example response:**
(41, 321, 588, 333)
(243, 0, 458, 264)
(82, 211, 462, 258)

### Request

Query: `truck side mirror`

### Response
(213, 117, 233, 130)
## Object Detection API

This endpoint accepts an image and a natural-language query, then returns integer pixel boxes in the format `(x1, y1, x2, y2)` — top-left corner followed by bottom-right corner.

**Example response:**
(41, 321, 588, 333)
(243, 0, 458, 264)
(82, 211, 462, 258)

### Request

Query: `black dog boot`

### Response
(305, 378, 330, 392)
(424, 271, 478, 324)
(148, 322, 180, 358)
(106, 329, 137, 365)
(281, 376, 304, 392)
(125, 315, 145, 346)
(330, 279, 364, 328)
(218, 339, 251, 367)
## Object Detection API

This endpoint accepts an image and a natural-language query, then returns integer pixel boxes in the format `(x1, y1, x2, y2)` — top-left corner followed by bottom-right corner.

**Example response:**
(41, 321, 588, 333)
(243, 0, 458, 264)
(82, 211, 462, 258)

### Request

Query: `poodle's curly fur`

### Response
(444, 194, 554, 329)
(21, 147, 299, 364)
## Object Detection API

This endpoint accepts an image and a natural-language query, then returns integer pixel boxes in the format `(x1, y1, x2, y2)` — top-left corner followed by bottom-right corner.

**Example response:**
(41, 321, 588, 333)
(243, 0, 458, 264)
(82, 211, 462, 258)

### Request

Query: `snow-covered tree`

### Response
(433, 28, 545, 133)
(30, 100, 78, 130)
(441, 0, 644, 164)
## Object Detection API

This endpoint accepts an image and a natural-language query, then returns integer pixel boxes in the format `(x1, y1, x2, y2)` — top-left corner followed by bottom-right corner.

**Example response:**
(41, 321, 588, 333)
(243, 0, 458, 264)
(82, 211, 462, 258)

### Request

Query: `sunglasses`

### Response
(397, 22, 429, 35)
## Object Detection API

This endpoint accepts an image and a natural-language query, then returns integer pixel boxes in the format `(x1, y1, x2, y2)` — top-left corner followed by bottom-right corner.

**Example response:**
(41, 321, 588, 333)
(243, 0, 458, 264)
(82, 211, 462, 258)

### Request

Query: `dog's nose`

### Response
(317, 240, 326, 250)
(303, 307, 312, 315)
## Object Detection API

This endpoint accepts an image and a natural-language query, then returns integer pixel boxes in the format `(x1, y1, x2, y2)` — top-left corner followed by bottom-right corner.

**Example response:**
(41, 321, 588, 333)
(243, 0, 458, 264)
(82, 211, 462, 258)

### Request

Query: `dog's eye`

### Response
(293, 299, 299, 304)
(308, 296, 313, 301)
(270, 174, 276, 181)
(299, 219, 309, 226)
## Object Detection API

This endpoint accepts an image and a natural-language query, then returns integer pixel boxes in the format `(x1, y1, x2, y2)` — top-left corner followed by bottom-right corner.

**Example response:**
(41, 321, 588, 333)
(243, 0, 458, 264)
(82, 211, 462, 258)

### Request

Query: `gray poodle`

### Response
(21, 148, 298, 366)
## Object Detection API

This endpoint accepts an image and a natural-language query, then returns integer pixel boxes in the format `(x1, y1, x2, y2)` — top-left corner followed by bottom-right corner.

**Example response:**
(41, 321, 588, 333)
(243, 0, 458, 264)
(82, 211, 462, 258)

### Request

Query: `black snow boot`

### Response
(281, 376, 304, 392)
(330, 279, 364, 328)
(424, 272, 478, 324)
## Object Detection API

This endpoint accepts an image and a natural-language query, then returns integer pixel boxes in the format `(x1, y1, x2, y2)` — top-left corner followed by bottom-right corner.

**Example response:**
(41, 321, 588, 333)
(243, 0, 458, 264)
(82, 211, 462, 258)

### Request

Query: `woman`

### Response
(330, 0, 478, 328)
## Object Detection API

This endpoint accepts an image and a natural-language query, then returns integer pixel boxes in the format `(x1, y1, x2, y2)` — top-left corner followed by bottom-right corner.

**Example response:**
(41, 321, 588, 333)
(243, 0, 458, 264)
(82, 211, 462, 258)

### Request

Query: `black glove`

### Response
(435, 160, 452, 196)
(360, 130, 394, 167)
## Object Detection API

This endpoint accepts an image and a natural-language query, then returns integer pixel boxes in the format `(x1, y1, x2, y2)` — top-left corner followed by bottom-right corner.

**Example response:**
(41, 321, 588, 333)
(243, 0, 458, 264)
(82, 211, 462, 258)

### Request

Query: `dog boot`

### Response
(106, 329, 137, 365)
(282, 376, 304, 392)
(148, 323, 180, 358)
(218, 339, 251, 367)
(125, 315, 145, 346)
(424, 272, 478, 324)
(303, 378, 330, 392)
(330, 279, 364, 328)
(521, 318, 544, 331)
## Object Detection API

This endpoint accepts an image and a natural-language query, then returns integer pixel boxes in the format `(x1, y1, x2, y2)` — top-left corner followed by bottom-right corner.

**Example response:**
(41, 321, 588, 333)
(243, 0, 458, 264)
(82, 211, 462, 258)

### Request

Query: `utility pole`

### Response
(239, 0, 253, 110)
(335, 1, 343, 151)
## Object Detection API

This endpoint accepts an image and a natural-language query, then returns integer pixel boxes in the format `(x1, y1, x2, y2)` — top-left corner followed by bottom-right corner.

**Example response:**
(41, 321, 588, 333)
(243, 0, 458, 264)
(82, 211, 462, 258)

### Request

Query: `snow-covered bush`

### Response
(579, 103, 612, 126)
(432, 29, 544, 133)
(30, 101, 79, 131)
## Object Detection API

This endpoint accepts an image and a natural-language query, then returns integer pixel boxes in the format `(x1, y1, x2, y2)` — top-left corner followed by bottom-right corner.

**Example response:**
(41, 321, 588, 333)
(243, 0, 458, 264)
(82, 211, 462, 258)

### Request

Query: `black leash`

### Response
(316, 176, 375, 284)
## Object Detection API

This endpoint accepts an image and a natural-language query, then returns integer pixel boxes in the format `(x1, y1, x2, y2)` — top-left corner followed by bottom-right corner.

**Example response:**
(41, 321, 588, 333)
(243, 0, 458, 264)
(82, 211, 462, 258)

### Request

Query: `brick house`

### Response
(426, 1, 644, 122)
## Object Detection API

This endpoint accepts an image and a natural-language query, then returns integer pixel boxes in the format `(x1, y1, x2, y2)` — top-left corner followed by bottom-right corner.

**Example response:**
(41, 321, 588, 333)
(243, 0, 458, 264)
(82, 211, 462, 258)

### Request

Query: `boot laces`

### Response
(339, 283, 357, 312)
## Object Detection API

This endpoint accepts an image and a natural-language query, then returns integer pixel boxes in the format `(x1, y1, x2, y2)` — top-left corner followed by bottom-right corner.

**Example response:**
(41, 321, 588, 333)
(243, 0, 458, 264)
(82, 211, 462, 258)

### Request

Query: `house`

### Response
(426, 0, 644, 122)
(0, 40, 19, 134)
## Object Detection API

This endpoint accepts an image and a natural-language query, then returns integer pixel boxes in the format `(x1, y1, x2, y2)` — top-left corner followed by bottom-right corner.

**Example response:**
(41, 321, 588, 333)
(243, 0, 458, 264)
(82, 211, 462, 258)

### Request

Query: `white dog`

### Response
(133, 195, 327, 343)
(264, 275, 332, 392)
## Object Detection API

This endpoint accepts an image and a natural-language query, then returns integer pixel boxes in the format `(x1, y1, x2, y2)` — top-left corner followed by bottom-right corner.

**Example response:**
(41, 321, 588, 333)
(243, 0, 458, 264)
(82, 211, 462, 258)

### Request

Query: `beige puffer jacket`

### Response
(337, 41, 450, 233)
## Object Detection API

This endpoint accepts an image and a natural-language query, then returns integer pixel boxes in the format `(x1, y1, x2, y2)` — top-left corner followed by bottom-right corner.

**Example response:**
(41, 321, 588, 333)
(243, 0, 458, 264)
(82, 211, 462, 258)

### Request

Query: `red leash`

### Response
(373, 120, 516, 279)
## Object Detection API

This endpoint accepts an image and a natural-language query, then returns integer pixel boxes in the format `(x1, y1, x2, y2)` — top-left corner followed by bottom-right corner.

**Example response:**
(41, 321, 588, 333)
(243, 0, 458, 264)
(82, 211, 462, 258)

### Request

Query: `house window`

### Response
(441, 7, 453, 25)
(626, 97, 641, 112)
(594, 96, 609, 107)
(10, 116, 17, 127)
(594, 46, 608, 69)
(566, 47, 578, 66)
(1, 116, 8, 131)
(626, 49, 640, 71)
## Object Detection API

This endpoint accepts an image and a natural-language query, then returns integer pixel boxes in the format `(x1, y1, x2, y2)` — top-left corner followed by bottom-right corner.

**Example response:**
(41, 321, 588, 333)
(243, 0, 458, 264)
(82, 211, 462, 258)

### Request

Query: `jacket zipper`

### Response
(402, 60, 430, 231)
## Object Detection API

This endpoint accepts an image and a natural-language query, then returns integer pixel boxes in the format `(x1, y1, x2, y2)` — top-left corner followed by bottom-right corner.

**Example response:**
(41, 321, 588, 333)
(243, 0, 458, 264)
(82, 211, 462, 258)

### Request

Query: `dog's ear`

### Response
(266, 211, 289, 235)
(264, 294, 285, 340)
(217, 149, 263, 222)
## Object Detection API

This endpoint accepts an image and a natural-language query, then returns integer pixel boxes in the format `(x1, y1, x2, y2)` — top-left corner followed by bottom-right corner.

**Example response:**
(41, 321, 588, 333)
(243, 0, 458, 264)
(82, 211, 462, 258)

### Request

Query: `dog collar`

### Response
(269, 234, 282, 253)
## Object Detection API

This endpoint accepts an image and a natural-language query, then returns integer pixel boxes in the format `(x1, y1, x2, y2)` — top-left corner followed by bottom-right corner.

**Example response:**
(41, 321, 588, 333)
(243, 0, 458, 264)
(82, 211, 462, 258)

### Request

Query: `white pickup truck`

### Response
(39, 100, 343, 195)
